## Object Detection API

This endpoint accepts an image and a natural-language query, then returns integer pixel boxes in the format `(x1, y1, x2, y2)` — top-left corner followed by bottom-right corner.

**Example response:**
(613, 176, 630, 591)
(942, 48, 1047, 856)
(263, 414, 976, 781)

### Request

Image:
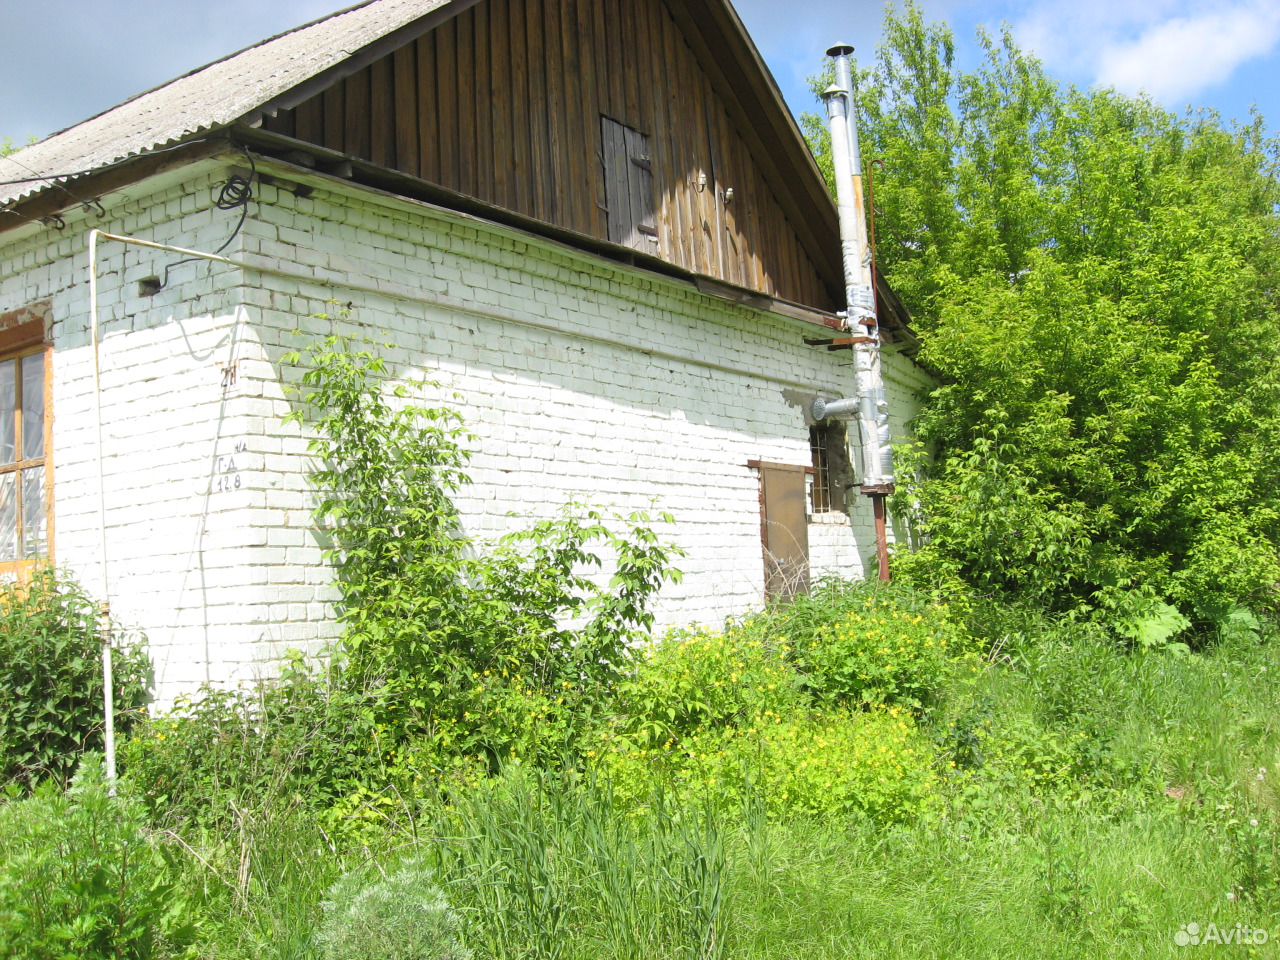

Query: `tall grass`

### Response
(86, 592, 1280, 958)
(429, 769, 725, 960)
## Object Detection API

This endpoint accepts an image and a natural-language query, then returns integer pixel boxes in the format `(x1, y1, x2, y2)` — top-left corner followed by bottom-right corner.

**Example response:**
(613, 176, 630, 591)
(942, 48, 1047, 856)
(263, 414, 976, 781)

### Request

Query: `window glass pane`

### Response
(0, 360, 14, 465)
(22, 467, 46, 558)
(0, 472, 16, 562)
(22, 357, 43, 460)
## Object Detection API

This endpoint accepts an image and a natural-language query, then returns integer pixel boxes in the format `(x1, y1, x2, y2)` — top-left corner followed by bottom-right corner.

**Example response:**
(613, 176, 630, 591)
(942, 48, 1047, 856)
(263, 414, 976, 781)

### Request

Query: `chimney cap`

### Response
(826, 43, 855, 58)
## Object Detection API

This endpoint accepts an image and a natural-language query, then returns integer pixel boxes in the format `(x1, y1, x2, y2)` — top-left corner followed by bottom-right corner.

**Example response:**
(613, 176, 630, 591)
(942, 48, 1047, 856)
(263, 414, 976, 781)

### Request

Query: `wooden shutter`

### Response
(601, 116, 658, 251)
(755, 461, 811, 601)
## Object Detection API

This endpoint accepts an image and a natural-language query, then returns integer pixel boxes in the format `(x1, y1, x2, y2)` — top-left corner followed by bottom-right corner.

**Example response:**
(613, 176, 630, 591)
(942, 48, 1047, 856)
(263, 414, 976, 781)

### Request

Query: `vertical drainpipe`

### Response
(823, 44, 894, 581)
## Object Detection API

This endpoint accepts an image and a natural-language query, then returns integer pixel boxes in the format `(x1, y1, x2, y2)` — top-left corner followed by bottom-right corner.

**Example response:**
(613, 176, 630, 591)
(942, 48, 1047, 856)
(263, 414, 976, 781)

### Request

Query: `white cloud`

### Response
(1009, 0, 1280, 105)
(1095, 4, 1280, 103)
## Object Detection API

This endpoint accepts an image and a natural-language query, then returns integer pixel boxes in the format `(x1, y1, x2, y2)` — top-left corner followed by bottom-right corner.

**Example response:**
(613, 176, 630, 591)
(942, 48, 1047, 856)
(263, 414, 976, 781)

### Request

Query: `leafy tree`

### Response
(1, 136, 33, 157)
(284, 332, 683, 767)
(806, 4, 1280, 632)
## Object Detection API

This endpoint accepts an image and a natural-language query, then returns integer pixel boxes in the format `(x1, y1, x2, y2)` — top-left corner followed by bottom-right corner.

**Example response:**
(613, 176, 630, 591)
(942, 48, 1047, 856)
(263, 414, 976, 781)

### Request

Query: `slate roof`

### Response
(0, 0, 450, 206)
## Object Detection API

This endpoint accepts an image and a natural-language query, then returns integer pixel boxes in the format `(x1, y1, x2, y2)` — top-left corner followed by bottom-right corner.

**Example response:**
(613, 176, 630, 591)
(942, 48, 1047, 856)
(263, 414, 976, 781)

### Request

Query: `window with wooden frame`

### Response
(0, 328, 52, 579)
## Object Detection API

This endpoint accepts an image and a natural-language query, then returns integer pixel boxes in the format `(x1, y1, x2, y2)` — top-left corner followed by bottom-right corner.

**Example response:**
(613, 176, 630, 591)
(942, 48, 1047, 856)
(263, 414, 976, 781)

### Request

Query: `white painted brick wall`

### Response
(0, 156, 931, 706)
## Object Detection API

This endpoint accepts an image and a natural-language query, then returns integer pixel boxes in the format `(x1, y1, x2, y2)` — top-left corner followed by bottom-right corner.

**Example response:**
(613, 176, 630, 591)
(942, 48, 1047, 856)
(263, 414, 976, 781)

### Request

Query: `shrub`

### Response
(742, 577, 889, 653)
(0, 569, 150, 788)
(317, 855, 470, 960)
(614, 627, 804, 748)
(119, 660, 396, 829)
(797, 589, 957, 711)
(0, 754, 196, 959)
(283, 333, 683, 769)
(596, 708, 939, 825)
(714, 709, 939, 823)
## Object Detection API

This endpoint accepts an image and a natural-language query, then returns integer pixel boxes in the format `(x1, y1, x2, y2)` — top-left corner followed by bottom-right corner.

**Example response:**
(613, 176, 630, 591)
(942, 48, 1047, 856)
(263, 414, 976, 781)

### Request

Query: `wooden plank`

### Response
(393, 43, 419, 176)
(715, 105, 744, 286)
(558, 0, 585, 234)
(435, 18, 459, 189)
(687, 29, 715, 276)
(473, 2, 493, 202)
(295, 94, 323, 145)
(620, 0, 642, 128)
(745, 157, 766, 292)
(573, 0, 605, 237)
(370, 55, 394, 168)
(322, 84, 345, 151)
(773, 201, 793, 301)
(488, 0, 509, 208)
(603, 0, 626, 123)
(416, 34, 438, 181)
(508, 0, 531, 215)
(624, 126, 657, 251)
(705, 98, 730, 283)
(667, 11, 694, 268)
(638, 0, 672, 261)
(783, 211, 803, 303)
(264, 108, 295, 138)
(622, 124, 643, 245)
(601, 117, 627, 244)
(591, 0, 615, 234)
(525, 0, 551, 221)
(688, 58, 716, 277)
(731, 118, 753, 288)
(760, 179, 780, 297)
(455, 10, 477, 198)
(659, 7, 692, 271)
(344, 67, 372, 160)
(543, 0, 566, 226)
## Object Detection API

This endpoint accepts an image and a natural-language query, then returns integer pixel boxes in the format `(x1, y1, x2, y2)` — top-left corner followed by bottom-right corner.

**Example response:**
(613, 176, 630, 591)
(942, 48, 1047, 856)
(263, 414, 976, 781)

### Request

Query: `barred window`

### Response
(809, 424, 833, 513)
(808, 420, 852, 515)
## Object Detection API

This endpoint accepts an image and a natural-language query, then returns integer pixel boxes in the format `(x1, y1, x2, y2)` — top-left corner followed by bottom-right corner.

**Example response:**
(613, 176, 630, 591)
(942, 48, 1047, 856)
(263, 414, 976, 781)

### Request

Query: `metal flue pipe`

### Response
(824, 43, 894, 580)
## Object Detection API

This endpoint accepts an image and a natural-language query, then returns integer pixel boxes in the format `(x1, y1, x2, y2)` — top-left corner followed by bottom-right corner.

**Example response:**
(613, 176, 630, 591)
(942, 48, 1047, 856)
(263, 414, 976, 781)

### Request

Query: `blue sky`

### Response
(737, 0, 1280, 130)
(2, 1, 1277, 144)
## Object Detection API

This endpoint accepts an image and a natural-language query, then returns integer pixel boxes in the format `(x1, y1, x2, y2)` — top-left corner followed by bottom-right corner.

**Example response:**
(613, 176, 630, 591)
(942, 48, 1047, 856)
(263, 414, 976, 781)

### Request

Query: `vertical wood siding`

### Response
(263, 0, 835, 311)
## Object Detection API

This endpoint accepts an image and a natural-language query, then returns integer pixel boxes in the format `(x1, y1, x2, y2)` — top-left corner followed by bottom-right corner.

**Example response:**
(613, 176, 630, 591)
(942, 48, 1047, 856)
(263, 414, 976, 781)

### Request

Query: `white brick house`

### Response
(0, 0, 932, 704)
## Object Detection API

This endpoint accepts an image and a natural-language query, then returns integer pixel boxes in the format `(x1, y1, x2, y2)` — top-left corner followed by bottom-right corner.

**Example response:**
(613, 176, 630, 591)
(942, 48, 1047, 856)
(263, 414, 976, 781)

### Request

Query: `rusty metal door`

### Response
(757, 462, 810, 600)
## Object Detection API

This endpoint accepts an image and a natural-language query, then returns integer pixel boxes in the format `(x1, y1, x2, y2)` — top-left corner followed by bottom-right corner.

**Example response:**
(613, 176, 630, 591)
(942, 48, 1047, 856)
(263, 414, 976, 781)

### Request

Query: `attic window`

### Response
(600, 116, 658, 252)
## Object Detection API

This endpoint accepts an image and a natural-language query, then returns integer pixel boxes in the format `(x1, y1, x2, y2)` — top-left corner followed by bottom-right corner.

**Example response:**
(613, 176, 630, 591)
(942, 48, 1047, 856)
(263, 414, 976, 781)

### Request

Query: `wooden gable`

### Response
(260, 0, 839, 312)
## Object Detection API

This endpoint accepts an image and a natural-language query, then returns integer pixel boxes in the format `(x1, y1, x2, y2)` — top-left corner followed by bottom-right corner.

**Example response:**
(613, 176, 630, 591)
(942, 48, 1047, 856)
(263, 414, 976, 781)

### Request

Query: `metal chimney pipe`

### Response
(823, 45, 894, 492)
(829, 45, 862, 178)
(825, 43, 895, 580)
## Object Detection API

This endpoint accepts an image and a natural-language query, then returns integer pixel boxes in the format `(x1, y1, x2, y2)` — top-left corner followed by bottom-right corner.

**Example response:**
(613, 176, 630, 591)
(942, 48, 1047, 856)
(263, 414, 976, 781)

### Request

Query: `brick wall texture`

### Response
(0, 157, 932, 705)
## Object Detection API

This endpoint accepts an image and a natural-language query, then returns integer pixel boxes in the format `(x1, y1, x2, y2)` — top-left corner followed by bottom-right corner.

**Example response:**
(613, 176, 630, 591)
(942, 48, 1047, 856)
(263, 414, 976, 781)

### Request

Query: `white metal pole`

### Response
(88, 229, 117, 794)
(86, 228, 266, 795)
